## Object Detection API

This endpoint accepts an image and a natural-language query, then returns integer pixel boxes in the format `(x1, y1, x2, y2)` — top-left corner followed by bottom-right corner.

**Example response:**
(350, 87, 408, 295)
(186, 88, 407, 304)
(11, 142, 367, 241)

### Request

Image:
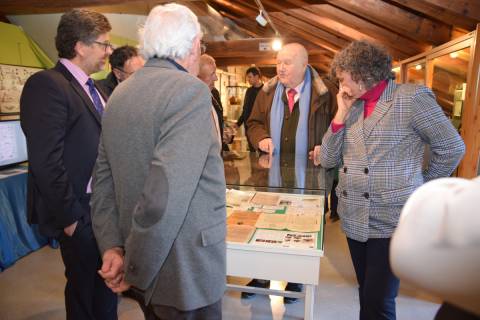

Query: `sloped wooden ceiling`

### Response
(1, 0, 479, 73)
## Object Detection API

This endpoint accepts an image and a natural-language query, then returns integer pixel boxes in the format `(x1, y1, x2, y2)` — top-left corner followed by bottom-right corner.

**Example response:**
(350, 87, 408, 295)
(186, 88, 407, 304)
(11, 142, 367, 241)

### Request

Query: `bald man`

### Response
(247, 43, 336, 156)
(245, 43, 338, 303)
(198, 54, 232, 151)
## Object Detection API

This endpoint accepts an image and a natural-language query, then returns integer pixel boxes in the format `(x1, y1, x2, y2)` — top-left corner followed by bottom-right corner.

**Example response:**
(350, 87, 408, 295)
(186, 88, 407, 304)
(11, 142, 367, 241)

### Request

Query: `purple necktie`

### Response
(86, 78, 104, 117)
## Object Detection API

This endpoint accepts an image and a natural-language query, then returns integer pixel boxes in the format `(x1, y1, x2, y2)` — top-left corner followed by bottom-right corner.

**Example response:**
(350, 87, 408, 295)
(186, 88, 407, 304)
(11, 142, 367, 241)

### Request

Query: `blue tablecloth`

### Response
(0, 172, 47, 271)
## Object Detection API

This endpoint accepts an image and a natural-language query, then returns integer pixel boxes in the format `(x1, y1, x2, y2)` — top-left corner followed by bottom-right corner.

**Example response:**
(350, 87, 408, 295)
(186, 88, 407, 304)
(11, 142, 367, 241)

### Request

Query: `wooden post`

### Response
(458, 24, 480, 178)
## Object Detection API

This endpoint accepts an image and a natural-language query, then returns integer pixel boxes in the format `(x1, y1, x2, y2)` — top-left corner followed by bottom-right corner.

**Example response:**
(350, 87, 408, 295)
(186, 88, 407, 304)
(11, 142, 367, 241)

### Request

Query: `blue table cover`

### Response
(0, 172, 47, 271)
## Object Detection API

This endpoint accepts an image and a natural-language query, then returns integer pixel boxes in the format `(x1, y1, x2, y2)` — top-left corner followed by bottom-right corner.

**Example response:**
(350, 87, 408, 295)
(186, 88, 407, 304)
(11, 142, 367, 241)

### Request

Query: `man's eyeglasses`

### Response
(92, 41, 115, 52)
(114, 67, 134, 76)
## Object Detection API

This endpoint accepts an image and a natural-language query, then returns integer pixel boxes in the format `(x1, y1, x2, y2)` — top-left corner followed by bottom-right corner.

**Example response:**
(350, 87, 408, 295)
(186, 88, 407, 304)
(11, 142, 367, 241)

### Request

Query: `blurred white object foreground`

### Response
(391, 176, 480, 316)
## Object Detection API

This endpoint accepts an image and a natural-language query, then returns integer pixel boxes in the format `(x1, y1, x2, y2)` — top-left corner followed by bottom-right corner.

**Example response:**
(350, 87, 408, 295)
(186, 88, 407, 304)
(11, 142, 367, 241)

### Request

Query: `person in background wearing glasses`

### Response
(97, 45, 145, 97)
(20, 9, 117, 320)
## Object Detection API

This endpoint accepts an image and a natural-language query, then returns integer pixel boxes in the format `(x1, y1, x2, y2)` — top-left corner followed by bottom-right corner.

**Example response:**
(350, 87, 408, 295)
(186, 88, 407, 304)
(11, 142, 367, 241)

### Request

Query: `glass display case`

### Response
(223, 151, 326, 320)
(431, 48, 470, 130)
(224, 151, 326, 197)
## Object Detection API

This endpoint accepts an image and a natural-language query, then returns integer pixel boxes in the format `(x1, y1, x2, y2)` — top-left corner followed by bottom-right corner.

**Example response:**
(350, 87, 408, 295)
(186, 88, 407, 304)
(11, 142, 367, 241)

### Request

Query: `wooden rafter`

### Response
(387, 0, 480, 32)
(206, 38, 331, 57)
(209, 0, 258, 19)
(216, 11, 272, 38)
(322, 0, 452, 45)
(284, 0, 429, 55)
(270, 13, 344, 52)
(0, 0, 157, 14)
(207, 38, 333, 71)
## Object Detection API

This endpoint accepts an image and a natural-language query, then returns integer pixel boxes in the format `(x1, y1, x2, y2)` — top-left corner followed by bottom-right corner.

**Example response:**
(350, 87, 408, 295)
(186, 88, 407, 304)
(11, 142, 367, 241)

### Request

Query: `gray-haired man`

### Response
(91, 3, 226, 319)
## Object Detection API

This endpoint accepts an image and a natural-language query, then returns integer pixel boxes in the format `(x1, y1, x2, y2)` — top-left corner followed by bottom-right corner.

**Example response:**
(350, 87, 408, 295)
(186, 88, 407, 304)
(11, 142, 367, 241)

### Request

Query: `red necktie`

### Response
(287, 88, 297, 113)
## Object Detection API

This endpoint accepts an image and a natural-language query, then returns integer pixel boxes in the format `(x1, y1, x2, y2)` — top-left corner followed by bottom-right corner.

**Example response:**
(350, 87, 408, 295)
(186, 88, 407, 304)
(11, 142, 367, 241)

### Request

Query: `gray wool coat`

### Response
(91, 58, 227, 311)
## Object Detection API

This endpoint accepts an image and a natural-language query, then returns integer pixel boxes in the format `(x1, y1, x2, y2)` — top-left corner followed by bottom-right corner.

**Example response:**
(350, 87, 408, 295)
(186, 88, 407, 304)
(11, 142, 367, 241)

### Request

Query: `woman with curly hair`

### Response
(313, 40, 465, 319)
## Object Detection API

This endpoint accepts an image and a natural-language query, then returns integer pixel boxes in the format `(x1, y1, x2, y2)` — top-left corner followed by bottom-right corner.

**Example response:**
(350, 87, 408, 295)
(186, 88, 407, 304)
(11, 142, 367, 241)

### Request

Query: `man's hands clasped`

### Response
(99, 247, 131, 293)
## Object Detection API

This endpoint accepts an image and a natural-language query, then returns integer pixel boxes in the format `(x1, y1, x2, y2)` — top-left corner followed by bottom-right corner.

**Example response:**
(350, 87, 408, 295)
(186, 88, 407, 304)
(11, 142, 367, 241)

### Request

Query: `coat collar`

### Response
(144, 57, 184, 70)
(362, 79, 397, 139)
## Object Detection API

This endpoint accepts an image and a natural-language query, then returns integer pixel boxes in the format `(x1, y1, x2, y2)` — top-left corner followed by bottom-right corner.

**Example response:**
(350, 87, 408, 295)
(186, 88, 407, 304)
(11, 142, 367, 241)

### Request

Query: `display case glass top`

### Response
(223, 151, 326, 195)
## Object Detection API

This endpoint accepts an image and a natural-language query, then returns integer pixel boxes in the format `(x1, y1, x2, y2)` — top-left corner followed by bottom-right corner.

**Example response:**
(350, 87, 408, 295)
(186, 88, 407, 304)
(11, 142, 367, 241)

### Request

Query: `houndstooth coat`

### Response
(319, 80, 465, 242)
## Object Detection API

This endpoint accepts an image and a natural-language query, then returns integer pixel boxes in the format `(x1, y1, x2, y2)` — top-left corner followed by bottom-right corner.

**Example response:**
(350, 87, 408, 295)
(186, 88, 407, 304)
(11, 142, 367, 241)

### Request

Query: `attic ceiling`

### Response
(1, 0, 479, 73)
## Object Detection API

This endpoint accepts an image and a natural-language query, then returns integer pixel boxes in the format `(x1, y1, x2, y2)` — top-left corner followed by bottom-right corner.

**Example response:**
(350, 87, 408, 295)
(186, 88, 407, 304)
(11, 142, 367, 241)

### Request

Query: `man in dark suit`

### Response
(198, 54, 233, 151)
(96, 45, 144, 97)
(20, 9, 117, 320)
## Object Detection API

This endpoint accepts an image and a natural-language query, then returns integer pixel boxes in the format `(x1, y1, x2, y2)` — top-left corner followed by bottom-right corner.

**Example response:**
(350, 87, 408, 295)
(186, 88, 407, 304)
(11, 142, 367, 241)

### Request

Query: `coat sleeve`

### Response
(122, 81, 216, 290)
(411, 86, 465, 181)
(319, 124, 345, 169)
(246, 90, 271, 150)
(20, 72, 88, 229)
(91, 136, 123, 254)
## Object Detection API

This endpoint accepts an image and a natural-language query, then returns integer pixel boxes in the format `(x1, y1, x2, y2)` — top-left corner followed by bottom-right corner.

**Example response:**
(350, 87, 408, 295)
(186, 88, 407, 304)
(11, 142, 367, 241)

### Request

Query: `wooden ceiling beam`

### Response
(220, 12, 272, 38)
(270, 13, 343, 53)
(208, 38, 334, 68)
(322, 0, 452, 45)
(215, 55, 333, 73)
(208, 0, 281, 38)
(286, 7, 413, 60)
(423, 0, 480, 20)
(209, 0, 258, 19)
(206, 38, 331, 58)
(261, 0, 353, 47)
(386, 0, 480, 32)
(223, 18, 263, 38)
(0, 0, 162, 14)
(262, 0, 354, 45)
(284, 0, 428, 56)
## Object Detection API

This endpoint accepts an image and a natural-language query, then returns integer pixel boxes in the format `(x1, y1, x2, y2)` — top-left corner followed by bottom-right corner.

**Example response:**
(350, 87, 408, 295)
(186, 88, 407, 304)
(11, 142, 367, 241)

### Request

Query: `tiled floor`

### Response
(0, 218, 441, 319)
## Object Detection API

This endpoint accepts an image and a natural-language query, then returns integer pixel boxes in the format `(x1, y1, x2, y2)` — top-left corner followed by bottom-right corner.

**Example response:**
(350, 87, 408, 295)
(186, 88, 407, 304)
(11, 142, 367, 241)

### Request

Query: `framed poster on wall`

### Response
(0, 64, 43, 114)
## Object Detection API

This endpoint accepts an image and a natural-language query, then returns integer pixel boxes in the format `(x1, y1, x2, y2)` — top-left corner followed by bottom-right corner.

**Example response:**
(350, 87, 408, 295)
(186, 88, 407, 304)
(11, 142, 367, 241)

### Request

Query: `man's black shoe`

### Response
(241, 279, 270, 299)
(283, 282, 303, 304)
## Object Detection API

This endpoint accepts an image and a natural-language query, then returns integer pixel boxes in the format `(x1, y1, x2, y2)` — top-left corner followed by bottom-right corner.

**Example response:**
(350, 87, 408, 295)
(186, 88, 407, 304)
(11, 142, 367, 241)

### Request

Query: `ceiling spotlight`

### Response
(449, 52, 459, 59)
(256, 10, 268, 27)
(272, 38, 282, 51)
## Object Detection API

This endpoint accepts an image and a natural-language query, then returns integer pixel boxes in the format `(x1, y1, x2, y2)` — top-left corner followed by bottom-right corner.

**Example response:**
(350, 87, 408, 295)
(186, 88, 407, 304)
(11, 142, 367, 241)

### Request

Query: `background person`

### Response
(234, 66, 263, 151)
(97, 45, 145, 97)
(198, 54, 233, 151)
